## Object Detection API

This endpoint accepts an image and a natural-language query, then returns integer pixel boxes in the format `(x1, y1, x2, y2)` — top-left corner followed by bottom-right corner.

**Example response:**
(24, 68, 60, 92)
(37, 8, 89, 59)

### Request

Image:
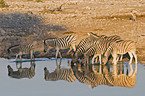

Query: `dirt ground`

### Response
(0, 0, 145, 63)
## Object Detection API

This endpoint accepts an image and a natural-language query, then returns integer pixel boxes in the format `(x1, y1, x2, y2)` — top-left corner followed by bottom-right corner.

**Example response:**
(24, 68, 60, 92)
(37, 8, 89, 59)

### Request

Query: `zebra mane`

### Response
(88, 32, 99, 37)
(65, 35, 72, 41)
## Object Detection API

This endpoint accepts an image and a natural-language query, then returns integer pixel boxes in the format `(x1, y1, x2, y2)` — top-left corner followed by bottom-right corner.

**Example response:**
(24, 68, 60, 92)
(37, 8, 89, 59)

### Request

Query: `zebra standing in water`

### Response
(43, 35, 76, 59)
(7, 41, 37, 61)
(82, 33, 121, 64)
(104, 40, 137, 65)
(82, 38, 111, 64)
(72, 33, 107, 63)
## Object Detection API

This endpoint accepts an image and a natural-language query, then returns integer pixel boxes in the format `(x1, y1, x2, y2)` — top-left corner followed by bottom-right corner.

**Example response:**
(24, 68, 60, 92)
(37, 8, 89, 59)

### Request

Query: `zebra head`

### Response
(43, 40, 48, 53)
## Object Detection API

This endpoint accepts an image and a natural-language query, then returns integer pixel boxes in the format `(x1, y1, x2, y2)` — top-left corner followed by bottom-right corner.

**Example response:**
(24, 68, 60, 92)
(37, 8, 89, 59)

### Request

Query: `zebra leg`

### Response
(119, 54, 123, 61)
(132, 51, 138, 64)
(55, 48, 60, 59)
(128, 52, 133, 64)
(30, 50, 33, 60)
(86, 57, 89, 64)
(59, 51, 62, 58)
(20, 55, 22, 61)
(99, 54, 102, 64)
(92, 55, 97, 64)
(95, 57, 98, 64)
(66, 47, 72, 55)
(112, 53, 117, 65)
(71, 43, 76, 52)
(33, 50, 35, 60)
(16, 54, 19, 61)
(116, 55, 120, 62)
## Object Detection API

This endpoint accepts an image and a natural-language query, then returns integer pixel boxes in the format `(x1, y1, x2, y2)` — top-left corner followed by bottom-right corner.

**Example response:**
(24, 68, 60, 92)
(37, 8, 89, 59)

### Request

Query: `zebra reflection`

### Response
(71, 62, 137, 88)
(7, 62, 36, 79)
(44, 60, 76, 82)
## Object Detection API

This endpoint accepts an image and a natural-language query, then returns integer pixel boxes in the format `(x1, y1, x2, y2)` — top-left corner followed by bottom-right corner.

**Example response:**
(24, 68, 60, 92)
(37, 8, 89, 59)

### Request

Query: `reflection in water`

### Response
(44, 60, 76, 82)
(6, 58, 137, 88)
(7, 61, 36, 79)
(71, 62, 137, 88)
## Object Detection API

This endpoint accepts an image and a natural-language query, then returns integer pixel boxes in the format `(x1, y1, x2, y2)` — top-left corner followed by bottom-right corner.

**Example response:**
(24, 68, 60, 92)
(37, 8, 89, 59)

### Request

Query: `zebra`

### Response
(72, 33, 107, 63)
(7, 41, 38, 61)
(104, 40, 137, 65)
(77, 32, 107, 49)
(82, 34, 121, 64)
(43, 35, 76, 59)
(7, 62, 36, 79)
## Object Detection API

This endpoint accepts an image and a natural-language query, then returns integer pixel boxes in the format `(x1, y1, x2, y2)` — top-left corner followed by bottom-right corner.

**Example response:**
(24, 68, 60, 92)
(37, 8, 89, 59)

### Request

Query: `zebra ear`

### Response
(88, 32, 90, 36)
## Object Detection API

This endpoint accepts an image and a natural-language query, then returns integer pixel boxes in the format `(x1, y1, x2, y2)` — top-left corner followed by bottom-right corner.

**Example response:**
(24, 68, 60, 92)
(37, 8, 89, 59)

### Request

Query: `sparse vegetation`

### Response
(0, 0, 145, 63)
(0, 0, 6, 8)
(35, 0, 42, 3)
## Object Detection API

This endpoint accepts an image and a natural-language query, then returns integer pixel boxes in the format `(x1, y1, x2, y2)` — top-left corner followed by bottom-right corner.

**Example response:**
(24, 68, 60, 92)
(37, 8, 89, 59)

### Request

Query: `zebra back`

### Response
(20, 43, 35, 54)
(77, 37, 91, 49)
(44, 35, 76, 50)
(104, 40, 136, 58)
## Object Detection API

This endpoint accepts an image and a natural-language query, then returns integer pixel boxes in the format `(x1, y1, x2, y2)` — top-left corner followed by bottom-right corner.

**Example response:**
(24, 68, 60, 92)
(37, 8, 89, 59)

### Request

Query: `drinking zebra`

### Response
(104, 40, 137, 65)
(43, 35, 76, 59)
(7, 41, 38, 61)
(82, 34, 121, 64)
(72, 33, 106, 63)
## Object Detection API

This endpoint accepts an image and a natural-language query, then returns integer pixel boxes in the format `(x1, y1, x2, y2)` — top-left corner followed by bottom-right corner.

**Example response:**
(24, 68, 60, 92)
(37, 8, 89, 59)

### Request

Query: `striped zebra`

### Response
(82, 34, 121, 64)
(7, 41, 37, 61)
(7, 62, 36, 79)
(43, 35, 76, 59)
(77, 32, 107, 49)
(104, 40, 137, 65)
(72, 33, 107, 63)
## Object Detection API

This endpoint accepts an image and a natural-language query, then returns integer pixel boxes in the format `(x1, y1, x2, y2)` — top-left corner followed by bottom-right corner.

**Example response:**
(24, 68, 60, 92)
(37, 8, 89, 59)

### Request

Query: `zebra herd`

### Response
(7, 32, 137, 65)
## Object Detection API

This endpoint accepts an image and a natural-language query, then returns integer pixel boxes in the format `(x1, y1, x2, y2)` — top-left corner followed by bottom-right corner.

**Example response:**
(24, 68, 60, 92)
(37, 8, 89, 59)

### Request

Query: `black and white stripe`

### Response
(104, 40, 137, 64)
(7, 41, 37, 61)
(43, 35, 76, 59)
(82, 34, 121, 64)
(72, 33, 107, 63)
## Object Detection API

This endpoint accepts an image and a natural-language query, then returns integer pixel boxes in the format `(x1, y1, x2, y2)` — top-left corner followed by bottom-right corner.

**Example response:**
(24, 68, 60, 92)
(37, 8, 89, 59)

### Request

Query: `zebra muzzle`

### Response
(44, 50, 46, 53)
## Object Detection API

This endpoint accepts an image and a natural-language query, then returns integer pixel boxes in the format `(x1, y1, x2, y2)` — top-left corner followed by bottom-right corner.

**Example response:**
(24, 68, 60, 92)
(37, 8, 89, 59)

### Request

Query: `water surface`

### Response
(0, 58, 145, 96)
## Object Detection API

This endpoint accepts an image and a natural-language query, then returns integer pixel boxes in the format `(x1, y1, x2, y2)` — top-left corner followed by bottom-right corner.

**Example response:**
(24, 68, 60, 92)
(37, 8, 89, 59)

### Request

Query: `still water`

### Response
(0, 58, 145, 96)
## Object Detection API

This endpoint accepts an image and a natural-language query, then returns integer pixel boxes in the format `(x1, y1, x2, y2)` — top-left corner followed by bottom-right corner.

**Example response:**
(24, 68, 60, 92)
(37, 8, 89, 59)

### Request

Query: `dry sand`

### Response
(0, 0, 145, 63)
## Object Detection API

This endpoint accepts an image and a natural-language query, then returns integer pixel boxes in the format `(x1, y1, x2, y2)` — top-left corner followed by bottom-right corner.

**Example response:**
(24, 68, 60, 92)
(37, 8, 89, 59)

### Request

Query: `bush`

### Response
(0, 0, 9, 8)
